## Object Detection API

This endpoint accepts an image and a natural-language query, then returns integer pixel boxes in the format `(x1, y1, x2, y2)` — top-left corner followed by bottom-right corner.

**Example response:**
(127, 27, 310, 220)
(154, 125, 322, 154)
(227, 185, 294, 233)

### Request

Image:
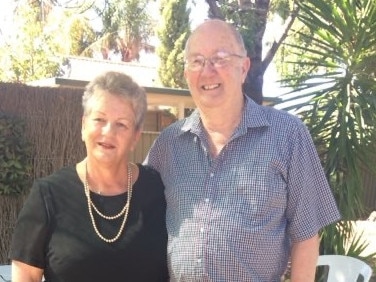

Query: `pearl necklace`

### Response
(84, 162, 133, 243)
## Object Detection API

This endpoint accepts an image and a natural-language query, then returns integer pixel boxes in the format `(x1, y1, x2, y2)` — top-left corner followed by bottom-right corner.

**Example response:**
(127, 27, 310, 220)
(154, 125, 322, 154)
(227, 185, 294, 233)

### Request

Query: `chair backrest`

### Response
(317, 255, 373, 282)
(0, 265, 11, 282)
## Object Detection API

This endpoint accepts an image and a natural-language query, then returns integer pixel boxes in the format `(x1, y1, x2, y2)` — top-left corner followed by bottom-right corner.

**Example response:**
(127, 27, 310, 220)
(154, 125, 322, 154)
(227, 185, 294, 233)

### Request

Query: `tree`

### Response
(278, 0, 376, 257)
(157, 0, 190, 88)
(92, 0, 154, 62)
(205, 0, 299, 104)
(0, 3, 60, 82)
(59, 13, 97, 57)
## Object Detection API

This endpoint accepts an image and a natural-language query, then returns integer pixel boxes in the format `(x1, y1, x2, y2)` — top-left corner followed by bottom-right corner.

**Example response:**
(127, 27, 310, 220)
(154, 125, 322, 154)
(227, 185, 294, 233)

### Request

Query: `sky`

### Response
(0, 0, 16, 41)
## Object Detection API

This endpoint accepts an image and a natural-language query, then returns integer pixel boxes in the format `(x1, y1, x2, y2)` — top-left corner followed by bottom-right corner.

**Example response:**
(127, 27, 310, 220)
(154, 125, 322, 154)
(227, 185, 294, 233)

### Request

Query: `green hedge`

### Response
(0, 113, 32, 195)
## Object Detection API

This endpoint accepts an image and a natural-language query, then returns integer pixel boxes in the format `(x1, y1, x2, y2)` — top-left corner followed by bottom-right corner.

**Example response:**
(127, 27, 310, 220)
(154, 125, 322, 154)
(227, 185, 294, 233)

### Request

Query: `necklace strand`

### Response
(84, 162, 133, 243)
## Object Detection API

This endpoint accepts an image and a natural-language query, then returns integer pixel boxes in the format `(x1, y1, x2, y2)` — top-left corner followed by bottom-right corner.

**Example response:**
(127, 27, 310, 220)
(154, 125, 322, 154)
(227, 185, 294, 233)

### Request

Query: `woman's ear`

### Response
(130, 130, 142, 152)
(81, 116, 86, 142)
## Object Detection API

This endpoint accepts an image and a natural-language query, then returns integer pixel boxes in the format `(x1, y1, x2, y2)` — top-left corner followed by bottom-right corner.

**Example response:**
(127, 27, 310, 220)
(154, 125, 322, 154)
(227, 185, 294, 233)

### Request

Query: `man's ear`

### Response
(242, 57, 251, 83)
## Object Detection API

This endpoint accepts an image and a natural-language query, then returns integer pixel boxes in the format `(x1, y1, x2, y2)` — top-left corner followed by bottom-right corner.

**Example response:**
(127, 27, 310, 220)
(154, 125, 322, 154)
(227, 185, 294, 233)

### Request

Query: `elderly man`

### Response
(146, 19, 340, 281)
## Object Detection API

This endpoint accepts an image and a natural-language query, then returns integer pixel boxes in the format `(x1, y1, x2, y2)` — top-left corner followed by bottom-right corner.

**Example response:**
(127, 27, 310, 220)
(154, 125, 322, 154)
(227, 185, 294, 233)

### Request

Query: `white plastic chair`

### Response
(317, 255, 373, 282)
(0, 265, 11, 282)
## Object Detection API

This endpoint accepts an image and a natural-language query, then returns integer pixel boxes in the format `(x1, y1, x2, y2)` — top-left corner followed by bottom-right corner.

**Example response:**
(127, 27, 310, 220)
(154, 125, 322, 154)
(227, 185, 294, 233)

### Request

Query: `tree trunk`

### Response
(205, 0, 298, 105)
(243, 0, 270, 105)
(243, 58, 264, 105)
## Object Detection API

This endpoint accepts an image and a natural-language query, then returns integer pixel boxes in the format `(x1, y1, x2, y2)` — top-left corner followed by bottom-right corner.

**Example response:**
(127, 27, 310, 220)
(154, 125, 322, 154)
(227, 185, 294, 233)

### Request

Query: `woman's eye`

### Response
(117, 122, 128, 128)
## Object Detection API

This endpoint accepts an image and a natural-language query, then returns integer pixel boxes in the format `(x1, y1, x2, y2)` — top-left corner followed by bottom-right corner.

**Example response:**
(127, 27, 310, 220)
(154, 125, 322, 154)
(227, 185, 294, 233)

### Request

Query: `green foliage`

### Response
(54, 12, 97, 57)
(0, 113, 32, 195)
(157, 0, 190, 88)
(214, 0, 290, 58)
(69, 17, 96, 56)
(93, 0, 154, 61)
(270, 0, 293, 20)
(0, 5, 60, 82)
(214, 0, 259, 56)
(277, 0, 376, 256)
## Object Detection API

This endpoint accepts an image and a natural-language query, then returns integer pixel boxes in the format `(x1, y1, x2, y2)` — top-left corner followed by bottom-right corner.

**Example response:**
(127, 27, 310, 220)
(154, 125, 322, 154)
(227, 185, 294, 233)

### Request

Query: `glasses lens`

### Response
(185, 52, 242, 71)
(186, 56, 205, 71)
(211, 56, 229, 68)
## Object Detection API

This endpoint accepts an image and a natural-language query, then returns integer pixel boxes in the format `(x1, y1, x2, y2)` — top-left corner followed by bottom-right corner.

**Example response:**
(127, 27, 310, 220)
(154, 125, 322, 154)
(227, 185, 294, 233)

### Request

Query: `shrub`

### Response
(0, 113, 32, 195)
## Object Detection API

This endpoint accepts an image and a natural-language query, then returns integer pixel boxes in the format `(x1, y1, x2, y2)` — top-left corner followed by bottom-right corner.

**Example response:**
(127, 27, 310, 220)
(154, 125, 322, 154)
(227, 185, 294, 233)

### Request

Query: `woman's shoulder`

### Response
(137, 163, 161, 178)
(34, 165, 80, 191)
(137, 163, 159, 175)
(135, 164, 164, 187)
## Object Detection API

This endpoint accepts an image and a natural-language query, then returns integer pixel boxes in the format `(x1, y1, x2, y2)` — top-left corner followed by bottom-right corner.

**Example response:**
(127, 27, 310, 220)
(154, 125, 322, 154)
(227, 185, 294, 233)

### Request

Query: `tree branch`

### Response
(205, 0, 225, 19)
(261, 1, 300, 74)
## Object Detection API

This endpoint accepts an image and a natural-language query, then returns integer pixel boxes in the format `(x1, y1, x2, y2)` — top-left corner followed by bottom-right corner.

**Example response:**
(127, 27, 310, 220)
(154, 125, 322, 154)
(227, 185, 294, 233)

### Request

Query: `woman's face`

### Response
(81, 90, 140, 165)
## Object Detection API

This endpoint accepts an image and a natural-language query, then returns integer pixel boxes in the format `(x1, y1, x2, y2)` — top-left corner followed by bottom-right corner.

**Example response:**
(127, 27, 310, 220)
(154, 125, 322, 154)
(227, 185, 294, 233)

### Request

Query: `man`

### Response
(145, 19, 340, 281)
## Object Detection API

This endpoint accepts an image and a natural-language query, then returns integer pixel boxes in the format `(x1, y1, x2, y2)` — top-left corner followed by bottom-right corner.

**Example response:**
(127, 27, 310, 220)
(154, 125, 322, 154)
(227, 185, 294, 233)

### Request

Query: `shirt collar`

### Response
(180, 95, 271, 135)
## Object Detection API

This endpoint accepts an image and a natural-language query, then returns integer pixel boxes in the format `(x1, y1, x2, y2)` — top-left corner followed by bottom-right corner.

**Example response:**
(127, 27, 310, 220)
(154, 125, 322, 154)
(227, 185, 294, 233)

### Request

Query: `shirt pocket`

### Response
(222, 159, 288, 227)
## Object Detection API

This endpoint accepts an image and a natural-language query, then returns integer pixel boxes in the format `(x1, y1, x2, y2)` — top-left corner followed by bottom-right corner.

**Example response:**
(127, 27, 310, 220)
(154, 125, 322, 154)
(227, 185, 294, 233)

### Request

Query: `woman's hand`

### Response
(12, 260, 44, 282)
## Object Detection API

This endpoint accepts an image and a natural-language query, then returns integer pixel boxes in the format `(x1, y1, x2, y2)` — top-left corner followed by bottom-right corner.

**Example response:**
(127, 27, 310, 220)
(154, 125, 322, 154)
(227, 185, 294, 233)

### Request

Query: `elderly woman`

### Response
(9, 71, 168, 281)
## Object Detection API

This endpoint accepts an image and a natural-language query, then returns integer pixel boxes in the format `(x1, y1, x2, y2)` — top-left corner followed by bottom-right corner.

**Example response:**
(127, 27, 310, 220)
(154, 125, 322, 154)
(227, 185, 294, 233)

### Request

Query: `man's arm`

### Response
(290, 234, 319, 282)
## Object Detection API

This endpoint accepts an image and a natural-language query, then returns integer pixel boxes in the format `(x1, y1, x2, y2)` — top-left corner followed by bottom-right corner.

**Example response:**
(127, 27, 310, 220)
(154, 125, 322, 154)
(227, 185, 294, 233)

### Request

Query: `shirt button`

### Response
(197, 259, 202, 263)
(205, 198, 209, 203)
(210, 173, 214, 177)
(200, 227, 204, 233)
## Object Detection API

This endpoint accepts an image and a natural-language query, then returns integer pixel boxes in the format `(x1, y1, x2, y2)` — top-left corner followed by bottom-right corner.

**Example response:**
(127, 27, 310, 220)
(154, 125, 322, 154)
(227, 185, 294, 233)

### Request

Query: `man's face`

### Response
(184, 21, 250, 110)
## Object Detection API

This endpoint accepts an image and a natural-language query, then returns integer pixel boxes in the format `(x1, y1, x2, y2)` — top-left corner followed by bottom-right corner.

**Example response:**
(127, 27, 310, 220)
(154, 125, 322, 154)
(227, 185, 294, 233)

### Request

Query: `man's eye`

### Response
(212, 57, 227, 66)
(93, 118, 105, 122)
(191, 58, 204, 65)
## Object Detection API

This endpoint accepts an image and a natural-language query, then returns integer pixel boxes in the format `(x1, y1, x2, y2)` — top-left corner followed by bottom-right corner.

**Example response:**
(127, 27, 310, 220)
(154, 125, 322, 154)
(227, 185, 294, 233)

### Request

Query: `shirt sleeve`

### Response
(286, 123, 341, 242)
(143, 137, 162, 171)
(9, 180, 52, 268)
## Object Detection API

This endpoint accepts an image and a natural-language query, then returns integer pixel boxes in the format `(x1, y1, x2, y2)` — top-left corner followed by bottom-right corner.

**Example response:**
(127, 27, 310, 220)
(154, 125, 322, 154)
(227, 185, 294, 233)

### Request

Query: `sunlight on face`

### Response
(82, 91, 140, 164)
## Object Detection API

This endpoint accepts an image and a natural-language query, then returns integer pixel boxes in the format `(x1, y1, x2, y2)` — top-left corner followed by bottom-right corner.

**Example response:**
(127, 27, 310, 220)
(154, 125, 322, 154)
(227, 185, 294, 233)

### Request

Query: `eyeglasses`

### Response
(184, 51, 245, 72)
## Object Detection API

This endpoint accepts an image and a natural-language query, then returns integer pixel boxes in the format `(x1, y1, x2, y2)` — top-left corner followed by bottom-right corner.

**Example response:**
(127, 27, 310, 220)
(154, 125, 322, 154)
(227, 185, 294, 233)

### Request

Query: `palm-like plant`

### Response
(277, 0, 376, 256)
(94, 0, 154, 62)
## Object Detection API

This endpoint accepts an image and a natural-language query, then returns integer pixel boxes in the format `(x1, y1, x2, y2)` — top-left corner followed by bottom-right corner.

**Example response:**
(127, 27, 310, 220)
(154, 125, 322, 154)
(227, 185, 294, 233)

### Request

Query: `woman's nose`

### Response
(102, 122, 113, 134)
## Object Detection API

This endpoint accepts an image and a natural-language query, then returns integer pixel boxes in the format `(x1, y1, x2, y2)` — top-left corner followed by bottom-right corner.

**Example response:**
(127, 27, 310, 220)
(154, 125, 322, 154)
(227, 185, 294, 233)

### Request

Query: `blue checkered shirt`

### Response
(145, 96, 340, 281)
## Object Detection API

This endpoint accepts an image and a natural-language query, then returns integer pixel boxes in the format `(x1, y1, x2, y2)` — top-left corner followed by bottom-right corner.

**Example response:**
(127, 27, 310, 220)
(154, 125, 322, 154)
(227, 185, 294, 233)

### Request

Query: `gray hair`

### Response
(82, 71, 147, 131)
(184, 19, 247, 57)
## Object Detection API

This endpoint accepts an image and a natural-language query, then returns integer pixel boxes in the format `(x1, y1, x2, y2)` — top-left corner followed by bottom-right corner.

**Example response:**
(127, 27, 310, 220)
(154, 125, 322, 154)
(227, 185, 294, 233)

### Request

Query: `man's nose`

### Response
(201, 59, 216, 73)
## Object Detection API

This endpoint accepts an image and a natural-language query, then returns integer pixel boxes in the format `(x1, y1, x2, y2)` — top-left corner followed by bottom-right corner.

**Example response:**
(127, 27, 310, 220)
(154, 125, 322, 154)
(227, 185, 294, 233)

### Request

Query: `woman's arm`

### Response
(12, 260, 44, 282)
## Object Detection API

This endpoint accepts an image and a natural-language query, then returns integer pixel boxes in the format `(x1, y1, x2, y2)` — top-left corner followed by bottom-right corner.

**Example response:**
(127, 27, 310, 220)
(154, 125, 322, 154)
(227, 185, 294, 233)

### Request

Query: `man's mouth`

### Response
(202, 84, 220, 90)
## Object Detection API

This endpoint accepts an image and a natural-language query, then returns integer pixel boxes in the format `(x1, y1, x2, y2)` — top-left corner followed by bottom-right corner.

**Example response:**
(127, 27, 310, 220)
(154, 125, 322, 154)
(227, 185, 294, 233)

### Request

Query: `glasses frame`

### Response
(184, 51, 245, 72)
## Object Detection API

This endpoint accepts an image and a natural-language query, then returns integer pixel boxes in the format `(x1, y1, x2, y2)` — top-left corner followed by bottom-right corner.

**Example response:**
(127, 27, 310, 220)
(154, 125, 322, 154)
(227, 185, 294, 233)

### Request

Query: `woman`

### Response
(9, 71, 168, 281)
